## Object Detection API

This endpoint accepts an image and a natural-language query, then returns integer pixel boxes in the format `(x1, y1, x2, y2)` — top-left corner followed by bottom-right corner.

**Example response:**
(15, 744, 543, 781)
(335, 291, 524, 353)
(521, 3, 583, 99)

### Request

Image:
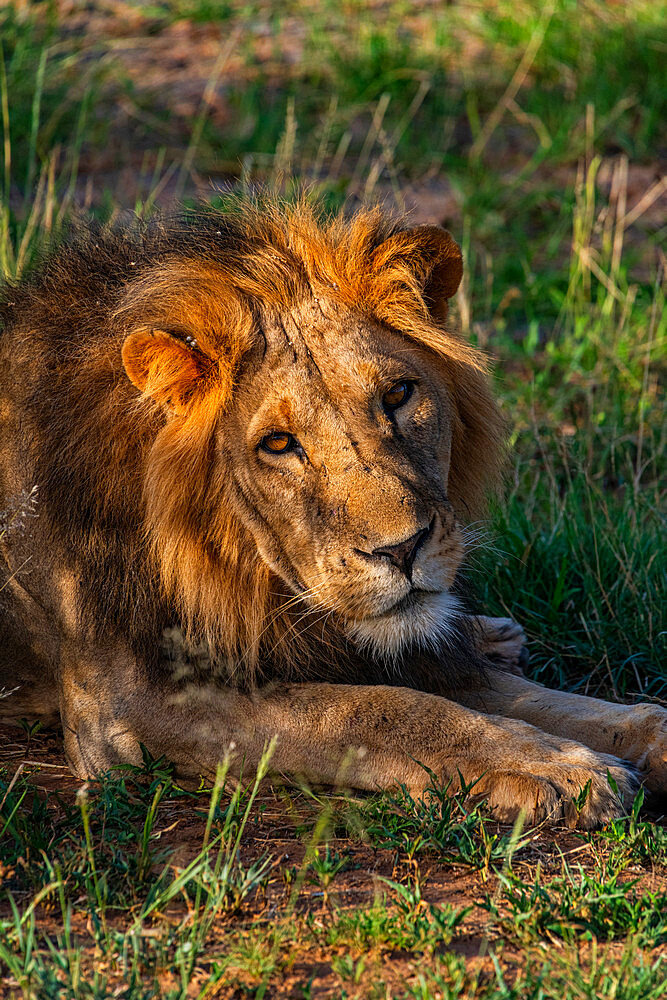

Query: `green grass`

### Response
(404, 948, 667, 1000)
(2, 761, 665, 998)
(118, 0, 664, 171)
(345, 771, 530, 870)
(1, 0, 666, 996)
(484, 865, 667, 946)
(476, 453, 665, 698)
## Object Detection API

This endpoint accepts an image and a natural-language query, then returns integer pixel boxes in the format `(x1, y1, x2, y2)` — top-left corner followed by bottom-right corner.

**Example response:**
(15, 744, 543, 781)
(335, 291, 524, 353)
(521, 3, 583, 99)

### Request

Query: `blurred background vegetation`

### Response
(1, 0, 665, 696)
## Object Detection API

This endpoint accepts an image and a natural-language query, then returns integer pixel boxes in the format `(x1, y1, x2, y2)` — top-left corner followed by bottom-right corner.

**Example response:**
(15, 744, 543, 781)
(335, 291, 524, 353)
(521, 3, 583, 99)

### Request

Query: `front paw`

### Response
(474, 616, 529, 674)
(461, 740, 639, 830)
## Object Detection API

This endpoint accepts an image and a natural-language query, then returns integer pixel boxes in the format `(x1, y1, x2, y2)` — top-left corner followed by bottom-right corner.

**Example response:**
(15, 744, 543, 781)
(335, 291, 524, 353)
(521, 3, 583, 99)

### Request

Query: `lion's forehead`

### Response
(264, 297, 414, 370)
(240, 299, 433, 418)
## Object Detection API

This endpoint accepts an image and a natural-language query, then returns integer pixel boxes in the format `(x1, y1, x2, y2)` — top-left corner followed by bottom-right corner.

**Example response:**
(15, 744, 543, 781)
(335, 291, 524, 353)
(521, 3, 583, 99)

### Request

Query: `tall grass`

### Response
(472, 154, 665, 699)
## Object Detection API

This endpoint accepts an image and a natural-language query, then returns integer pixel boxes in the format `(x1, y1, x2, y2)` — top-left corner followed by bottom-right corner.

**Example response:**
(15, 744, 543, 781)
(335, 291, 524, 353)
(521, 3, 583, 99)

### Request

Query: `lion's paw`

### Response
(474, 616, 529, 674)
(468, 746, 639, 830)
(624, 704, 667, 796)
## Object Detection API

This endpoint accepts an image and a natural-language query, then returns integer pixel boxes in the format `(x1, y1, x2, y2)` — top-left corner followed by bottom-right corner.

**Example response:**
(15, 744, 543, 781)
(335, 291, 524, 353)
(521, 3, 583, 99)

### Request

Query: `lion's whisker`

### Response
(235, 584, 331, 664)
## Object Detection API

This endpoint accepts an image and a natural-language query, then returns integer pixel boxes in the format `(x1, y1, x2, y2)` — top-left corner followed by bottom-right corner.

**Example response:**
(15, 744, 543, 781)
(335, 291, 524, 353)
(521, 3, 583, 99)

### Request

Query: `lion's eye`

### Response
(260, 432, 297, 454)
(382, 380, 414, 412)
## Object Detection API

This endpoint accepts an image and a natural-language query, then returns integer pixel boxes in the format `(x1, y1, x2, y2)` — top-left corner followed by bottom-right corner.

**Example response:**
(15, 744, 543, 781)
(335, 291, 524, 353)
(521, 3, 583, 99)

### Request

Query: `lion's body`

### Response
(1, 201, 665, 827)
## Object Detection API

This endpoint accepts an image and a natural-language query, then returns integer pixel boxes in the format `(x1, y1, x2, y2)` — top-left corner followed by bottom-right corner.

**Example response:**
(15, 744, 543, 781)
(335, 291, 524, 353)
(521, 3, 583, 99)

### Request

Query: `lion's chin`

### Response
(346, 590, 462, 664)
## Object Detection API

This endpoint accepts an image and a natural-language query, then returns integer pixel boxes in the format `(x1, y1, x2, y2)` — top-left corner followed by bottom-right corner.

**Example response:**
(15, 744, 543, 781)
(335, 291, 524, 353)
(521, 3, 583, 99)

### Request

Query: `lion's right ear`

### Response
(122, 328, 219, 414)
(415, 226, 463, 323)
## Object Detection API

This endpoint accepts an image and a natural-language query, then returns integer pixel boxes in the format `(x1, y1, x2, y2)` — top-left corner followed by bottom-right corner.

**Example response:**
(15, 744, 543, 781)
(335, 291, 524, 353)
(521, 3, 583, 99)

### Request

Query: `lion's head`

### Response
(117, 201, 504, 679)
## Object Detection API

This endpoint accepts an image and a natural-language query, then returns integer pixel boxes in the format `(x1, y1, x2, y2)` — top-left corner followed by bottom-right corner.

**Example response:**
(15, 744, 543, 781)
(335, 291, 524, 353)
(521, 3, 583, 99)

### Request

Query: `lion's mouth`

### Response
(367, 588, 441, 620)
(345, 588, 461, 661)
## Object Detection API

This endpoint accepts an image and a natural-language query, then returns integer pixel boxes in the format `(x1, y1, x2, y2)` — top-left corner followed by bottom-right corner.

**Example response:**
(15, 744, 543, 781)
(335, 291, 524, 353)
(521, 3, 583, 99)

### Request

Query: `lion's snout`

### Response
(353, 519, 434, 581)
(301, 514, 461, 638)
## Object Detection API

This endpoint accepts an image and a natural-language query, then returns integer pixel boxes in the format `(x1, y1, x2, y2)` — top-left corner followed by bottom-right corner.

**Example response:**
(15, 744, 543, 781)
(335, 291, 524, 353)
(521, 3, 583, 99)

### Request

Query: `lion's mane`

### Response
(0, 200, 504, 688)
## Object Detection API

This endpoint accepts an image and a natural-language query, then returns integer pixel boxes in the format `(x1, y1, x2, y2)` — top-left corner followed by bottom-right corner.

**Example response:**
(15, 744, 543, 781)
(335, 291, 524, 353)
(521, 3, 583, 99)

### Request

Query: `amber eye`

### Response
(382, 380, 414, 412)
(260, 431, 297, 454)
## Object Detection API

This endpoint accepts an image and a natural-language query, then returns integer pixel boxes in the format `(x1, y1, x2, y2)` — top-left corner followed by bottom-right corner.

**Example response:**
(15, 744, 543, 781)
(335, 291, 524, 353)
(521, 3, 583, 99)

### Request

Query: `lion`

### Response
(0, 200, 664, 829)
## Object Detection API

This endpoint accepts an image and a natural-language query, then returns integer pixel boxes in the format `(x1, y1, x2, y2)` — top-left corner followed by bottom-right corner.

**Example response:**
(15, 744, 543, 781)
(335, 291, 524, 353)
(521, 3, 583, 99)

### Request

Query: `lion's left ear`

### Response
(373, 225, 463, 323)
(122, 327, 220, 414)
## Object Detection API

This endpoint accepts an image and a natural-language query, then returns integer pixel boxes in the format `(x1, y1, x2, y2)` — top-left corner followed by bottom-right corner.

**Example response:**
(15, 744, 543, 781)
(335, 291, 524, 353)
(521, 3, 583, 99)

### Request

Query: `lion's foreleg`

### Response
(59, 654, 638, 828)
(144, 682, 639, 827)
(458, 669, 667, 794)
(59, 643, 148, 776)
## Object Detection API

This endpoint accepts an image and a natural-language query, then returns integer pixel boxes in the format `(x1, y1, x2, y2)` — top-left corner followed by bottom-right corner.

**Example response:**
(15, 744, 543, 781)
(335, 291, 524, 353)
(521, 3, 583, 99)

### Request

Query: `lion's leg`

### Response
(0, 574, 60, 723)
(58, 643, 148, 776)
(124, 683, 643, 828)
(458, 666, 667, 795)
(59, 648, 637, 828)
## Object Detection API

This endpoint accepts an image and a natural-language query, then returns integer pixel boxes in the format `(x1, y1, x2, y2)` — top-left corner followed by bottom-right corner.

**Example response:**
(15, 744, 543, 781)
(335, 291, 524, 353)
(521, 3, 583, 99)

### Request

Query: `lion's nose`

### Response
(370, 521, 433, 581)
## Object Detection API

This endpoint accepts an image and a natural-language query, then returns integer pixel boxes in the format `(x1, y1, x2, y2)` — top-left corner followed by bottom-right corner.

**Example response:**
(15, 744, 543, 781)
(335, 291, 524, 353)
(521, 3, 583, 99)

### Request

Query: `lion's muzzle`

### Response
(354, 518, 434, 582)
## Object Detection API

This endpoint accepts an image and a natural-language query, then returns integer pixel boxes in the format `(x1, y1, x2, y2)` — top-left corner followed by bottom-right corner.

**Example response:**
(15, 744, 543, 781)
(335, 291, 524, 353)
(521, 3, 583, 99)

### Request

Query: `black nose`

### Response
(371, 522, 433, 581)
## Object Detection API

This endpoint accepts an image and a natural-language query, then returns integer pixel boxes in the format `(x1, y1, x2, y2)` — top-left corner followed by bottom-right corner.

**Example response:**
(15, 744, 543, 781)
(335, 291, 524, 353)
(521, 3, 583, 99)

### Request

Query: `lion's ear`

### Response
(415, 226, 463, 322)
(122, 327, 218, 414)
(374, 224, 463, 324)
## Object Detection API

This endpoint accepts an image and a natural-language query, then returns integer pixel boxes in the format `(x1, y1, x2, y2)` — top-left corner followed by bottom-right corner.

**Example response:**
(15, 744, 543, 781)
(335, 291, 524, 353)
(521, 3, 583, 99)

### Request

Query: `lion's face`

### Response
(220, 296, 463, 658)
(120, 210, 502, 669)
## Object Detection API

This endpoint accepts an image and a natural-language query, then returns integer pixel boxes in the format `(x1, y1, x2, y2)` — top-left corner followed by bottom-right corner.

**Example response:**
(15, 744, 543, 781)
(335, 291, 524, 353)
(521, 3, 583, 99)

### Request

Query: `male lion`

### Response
(0, 201, 665, 829)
